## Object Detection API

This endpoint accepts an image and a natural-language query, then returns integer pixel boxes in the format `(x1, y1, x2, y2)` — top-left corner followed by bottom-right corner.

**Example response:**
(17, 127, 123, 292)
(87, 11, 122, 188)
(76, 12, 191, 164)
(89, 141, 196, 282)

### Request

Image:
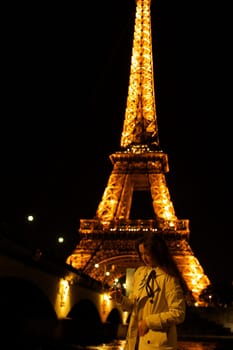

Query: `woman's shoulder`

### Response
(155, 267, 177, 281)
(156, 267, 183, 287)
(135, 265, 148, 275)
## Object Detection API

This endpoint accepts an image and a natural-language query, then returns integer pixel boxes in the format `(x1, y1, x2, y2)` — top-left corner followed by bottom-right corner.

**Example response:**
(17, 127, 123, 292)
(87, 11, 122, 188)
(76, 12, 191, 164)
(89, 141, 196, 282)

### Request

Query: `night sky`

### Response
(1, 1, 232, 285)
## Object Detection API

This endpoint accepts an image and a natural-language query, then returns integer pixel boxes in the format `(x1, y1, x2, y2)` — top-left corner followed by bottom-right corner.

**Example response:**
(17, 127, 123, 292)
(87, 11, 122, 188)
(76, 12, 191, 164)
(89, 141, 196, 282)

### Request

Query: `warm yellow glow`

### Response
(103, 293, 110, 301)
(101, 292, 112, 316)
(55, 278, 71, 318)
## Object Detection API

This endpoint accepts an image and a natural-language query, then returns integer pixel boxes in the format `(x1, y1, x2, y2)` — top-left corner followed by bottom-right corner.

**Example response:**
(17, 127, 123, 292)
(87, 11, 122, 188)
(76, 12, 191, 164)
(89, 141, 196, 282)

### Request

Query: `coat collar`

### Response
(136, 266, 163, 302)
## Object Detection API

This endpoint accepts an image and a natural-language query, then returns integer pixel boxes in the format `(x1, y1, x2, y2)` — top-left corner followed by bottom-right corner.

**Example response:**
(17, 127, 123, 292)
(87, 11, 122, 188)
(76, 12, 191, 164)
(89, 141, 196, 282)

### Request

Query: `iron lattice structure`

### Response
(67, 0, 210, 305)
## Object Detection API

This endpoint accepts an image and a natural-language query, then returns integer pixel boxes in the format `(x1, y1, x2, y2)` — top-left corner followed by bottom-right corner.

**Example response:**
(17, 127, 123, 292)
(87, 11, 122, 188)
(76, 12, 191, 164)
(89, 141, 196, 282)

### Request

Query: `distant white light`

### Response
(27, 215, 34, 222)
(58, 236, 64, 244)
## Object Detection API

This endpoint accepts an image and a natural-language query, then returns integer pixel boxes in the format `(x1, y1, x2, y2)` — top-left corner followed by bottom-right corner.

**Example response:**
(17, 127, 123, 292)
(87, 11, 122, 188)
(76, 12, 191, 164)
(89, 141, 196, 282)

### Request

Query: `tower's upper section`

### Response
(121, 0, 159, 150)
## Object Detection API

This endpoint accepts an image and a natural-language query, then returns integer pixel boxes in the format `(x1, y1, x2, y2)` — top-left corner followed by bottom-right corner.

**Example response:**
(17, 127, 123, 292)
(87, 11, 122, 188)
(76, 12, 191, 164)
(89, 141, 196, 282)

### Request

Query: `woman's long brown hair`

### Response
(135, 232, 188, 293)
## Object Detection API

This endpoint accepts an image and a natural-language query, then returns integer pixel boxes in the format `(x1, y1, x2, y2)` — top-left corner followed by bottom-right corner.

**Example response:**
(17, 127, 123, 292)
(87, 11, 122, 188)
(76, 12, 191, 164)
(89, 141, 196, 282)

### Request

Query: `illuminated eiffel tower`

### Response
(67, 0, 210, 305)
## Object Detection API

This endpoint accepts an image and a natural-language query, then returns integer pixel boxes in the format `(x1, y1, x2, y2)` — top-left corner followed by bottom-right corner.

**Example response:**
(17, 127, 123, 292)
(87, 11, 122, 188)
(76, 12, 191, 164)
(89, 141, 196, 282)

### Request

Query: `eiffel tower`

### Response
(67, 0, 210, 305)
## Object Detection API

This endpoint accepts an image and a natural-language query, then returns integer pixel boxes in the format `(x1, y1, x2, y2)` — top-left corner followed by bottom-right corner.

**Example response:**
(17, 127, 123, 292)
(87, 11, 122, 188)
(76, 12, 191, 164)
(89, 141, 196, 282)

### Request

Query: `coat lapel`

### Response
(136, 267, 161, 302)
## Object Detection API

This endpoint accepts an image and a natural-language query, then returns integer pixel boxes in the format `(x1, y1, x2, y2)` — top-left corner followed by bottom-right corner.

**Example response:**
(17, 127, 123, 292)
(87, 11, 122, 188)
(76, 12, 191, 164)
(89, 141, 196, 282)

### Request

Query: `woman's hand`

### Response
(109, 288, 123, 303)
(138, 319, 149, 336)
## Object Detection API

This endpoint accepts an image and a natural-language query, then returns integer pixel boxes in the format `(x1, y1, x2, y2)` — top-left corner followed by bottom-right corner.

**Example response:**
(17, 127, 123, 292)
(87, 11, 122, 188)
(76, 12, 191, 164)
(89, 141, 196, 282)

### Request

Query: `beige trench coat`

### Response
(120, 266, 186, 350)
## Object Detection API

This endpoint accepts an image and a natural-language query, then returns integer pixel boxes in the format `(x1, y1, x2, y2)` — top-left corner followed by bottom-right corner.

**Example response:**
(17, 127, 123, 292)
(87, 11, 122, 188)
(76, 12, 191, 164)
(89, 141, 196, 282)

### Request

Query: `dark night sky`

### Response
(1, 1, 232, 284)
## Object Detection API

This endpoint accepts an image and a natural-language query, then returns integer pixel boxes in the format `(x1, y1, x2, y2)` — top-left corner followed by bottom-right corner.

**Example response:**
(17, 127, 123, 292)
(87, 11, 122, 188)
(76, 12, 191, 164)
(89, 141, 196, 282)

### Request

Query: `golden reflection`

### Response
(79, 340, 217, 350)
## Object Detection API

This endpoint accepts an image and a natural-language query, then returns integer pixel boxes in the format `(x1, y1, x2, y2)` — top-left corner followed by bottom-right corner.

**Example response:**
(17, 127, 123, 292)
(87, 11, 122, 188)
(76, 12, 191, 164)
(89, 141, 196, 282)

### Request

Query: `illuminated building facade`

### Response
(67, 0, 210, 305)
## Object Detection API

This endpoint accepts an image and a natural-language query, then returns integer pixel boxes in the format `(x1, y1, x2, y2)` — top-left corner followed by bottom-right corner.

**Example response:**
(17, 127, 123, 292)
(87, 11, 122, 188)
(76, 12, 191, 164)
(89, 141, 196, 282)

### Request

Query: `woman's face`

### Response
(138, 243, 153, 266)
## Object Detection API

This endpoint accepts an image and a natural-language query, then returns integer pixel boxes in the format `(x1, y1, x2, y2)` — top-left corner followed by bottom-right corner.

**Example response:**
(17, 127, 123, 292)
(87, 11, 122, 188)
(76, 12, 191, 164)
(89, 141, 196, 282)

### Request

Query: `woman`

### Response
(110, 233, 186, 350)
